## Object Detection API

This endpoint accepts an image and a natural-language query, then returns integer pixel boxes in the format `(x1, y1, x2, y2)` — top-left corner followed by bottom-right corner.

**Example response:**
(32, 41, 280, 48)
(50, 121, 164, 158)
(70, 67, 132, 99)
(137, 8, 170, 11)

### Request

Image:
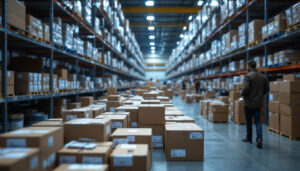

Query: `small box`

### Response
(95, 114, 128, 133)
(110, 144, 150, 171)
(54, 68, 68, 80)
(268, 101, 280, 113)
(64, 119, 111, 143)
(115, 106, 138, 128)
(107, 95, 121, 101)
(78, 96, 94, 107)
(138, 104, 165, 125)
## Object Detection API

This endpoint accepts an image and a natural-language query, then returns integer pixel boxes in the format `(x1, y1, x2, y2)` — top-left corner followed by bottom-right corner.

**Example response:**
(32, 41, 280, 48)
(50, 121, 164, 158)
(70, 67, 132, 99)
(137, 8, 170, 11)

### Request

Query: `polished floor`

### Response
(151, 96, 300, 171)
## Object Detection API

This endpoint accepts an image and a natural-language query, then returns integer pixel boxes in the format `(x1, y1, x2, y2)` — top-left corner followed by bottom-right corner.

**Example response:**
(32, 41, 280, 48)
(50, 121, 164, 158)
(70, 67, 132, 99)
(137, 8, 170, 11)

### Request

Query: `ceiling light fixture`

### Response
(151, 50, 156, 54)
(151, 47, 156, 50)
(149, 35, 155, 39)
(150, 42, 155, 46)
(148, 26, 155, 31)
(146, 16, 155, 21)
(145, 1, 154, 6)
(197, 0, 204, 6)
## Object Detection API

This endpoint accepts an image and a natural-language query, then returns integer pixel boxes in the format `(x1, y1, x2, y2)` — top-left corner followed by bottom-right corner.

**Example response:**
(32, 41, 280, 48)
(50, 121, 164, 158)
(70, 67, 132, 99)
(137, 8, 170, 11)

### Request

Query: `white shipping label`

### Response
(171, 149, 186, 158)
(66, 115, 77, 121)
(120, 144, 137, 149)
(12, 129, 49, 134)
(112, 121, 123, 128)
(106, 125, 111, 135)
(7, 139, 26, 147)
(48, 136, 53, 147)
(131, 122, 138, 128)
(128, 129, 138, 133)
(152, 136, 163, 143)
(113, 155, 133, 166)
(269, 94, 274, 101)
(85, 113, 90, 118)
(47, 153, 55, 167)
(113, 138, 128, 147)
(30, 156, 39, 170)
(269, 112, 272, 117)
(190, 132, 203, 139)
(0, 152, 27, 159)
(82, 156, 103, 164)
(68, 164, 103, 170)
(60, 155, 76, 164)
(153, 142, 163, 148)
(127, 136, 135, 142)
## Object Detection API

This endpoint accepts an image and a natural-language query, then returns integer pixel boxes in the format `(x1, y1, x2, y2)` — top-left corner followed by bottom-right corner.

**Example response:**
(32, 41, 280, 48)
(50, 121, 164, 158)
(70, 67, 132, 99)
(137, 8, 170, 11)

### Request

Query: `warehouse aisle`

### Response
(152, 97, 300, 171)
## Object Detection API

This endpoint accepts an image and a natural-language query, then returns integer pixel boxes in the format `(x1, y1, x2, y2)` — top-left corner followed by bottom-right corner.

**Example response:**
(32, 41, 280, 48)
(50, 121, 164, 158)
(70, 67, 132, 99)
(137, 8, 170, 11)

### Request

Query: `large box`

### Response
(280, 104, 300, 116)
(53, 164, 108, 171)
(57, 141, 113, 164)
(62, 109, 93, 122)
(269, 112, 280, 132)
(95, 114, 128, 133)
(106, 101, 122, 112)
(280, 114, 300, 138)
(209, 102, 229, 113)
(64, 119, 111, 143)
(111, 128, 152, 150)
(138, 104, 165, 125)
(165, 123, 204, 161)
(248, 19, 264, 44)
(0, 148, 40, 171)
(54, 68, 68, 80)
(32, 119, 63, 127)
(7, 0, 26, 30)
(268, 101, 280, 113)
(89, 105, 105, 118)
(143, 92, 159, 100)
(279, 92, 300, 105)
(234, 100, 245, 124)
(209, 112, 228, 123)
(279, 81, 300, 93)
(110, 144, 150, 171)
(115, 106, 138, 128)
(107, 95, 121, 101)
(0, 127, 63, 170)
(78, 96, 94, 107)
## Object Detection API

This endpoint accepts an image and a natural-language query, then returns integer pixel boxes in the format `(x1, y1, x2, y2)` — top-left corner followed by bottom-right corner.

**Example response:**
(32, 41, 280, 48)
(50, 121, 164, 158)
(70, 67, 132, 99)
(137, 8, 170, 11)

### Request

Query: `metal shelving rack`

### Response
(166, 0, 300, 124)
(0, 0, 145, 132)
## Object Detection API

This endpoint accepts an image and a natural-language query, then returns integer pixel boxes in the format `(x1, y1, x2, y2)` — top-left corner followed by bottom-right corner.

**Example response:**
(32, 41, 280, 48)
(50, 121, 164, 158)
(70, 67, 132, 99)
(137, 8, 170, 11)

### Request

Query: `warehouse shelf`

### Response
(0, 0, 144, 132)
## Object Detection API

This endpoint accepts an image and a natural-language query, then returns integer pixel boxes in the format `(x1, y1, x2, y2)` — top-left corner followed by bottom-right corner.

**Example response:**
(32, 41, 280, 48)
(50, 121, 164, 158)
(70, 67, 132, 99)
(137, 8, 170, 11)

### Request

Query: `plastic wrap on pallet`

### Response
(95, 17, 101, 36)
(62, 24, 75, 50)
(82, 0, 92, 25)
(75, 38, 84, 56)
(53, 17, 63, 46)
(84, 41, 93, 58)
(237, 0, 247, 9)
(73, 1, 82, 18)
(228, 0, 236, 17)
(26, 15, 43, 39)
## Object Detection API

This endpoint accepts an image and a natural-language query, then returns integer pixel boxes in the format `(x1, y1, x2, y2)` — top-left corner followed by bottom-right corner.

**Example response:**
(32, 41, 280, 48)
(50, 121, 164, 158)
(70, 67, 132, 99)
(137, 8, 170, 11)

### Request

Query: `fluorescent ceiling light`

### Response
(151, 47, 156, 50)
(197, 0, 203, 6)
(150, 42, 155, 46)
(145, 1, 154, 6)
(188, 16, 193, 21)
(147, 16, 155, 21)
(151, 51, 156, 54)
(148, 26, 155, 31)
(149, 35, 155, 39)
(183, 26, 187, 31)
(211, 0, 219, 7)
(180, 34, 184, 38)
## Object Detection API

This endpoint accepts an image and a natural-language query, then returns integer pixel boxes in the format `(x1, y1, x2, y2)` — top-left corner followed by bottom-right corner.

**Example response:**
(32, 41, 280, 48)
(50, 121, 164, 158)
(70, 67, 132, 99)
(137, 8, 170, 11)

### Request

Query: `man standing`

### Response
(241, 60, 269, 149)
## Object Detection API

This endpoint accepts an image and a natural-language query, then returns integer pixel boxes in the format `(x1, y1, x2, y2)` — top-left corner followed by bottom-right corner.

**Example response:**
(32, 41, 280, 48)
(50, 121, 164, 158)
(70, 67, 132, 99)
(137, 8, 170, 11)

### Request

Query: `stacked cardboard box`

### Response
(165, 116, 195, 123)
(185, 94, 194, 103)
(26, 14, 43, 39)
(96, 114, 128, 133)
(6, 0, 26, 30)
(229, 91, 241, 121)
(279, 74, 300, 138)
(78, 96, 94, 107)
(209, 102, 229, 123)
(262, 13, 287, 40)
(165, 123, 204, 161)
(62, 108, 93, 122)
(0, 127, 64, 170)
(15, 72, 43, 95)
(115, 106, 139, 128)
(138, 104, 165, 149)
(234, 98, 246, 124)
(268, 81, 280, 132)
(286, 2, 300, 27)
(248, 20, 264, 45)
(0, 70, 14, 95)
(143, 92, 159, 100)
(106, 95, 123, 112)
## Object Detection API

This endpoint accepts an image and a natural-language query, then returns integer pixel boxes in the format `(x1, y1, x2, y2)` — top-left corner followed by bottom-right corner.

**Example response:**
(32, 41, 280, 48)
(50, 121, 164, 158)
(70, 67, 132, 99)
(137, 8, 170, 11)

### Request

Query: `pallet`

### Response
(268, 127, 280, 134)
(286, 23, 300, 34)
(27, 33, 43, 42)
(54, 44, 63, 49)
(248, 41, 260, 48)
(7, 93, 15, 97)
(43, 91, 50, 95)
(280, 132, 300, 140)
(59, 89, 69, 93)
(7, 24, 26, 36)
(263, 32, 284, 42)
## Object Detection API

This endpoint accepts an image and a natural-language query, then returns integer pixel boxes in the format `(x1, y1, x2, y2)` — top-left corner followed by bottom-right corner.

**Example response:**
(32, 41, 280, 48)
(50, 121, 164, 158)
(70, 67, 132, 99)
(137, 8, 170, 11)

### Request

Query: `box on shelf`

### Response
(78, 96, 94, 107)
(6, 0, 26, 30)
(248, 20, 264, 45)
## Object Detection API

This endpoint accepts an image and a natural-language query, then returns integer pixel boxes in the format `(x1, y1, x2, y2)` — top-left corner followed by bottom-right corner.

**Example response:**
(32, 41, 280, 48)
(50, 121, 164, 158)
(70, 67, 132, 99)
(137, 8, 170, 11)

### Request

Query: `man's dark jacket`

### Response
(241, 69, 269, 109)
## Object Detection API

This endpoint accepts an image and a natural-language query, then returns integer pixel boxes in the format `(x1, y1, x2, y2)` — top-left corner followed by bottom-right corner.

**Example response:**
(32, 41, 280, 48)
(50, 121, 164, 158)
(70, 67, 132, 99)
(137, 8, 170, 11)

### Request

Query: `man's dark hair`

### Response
(248, 60, 257, 69)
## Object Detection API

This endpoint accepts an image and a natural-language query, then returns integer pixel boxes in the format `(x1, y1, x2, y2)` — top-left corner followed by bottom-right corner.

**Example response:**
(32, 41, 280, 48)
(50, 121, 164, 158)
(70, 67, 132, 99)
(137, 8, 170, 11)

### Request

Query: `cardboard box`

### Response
(280, 114, 300, 138)
(88, 105, 105, 118)
(111, 128, 152, 150)
(141, 100, 161, 104)
(218, 96, 229, 104)
(280, 104, 300, 116)
(157, 96, 170, 102)
(229, 91, 241, 100)
(270, 81, 280, 92)
(165, 123, 204, 161)
(283, 74, 300, 81)
(78, 96, 94, 107)
(269, 112, 280, 132)
(185, 95, 194, 103)
(7, 0, 26, 30)
(0, 127, 63, 170)
(138, 104, 165, 125)
(139, 124, 164, 149)
(165, 116, 195, 123)
(107, 95, 121, 101)
(269, 13, 287, 36)
(143, 92, 159, 100)
(0, 148, 40, 171)
(248, 19, 264, 44)
(134, 89, 148, 96)
(107, 87, 117, 95)
(32, 120, 63, 127)
(62, 109, 93, 122)
(209, 112, 228, 123)
(279, 81, 300, 93)
(43, 23, 50, 42)
(110, 144, 150, 171)
(279, 92, 300, 105)
(54, 68, 68, 80)
(106, 101, 122, 112)
(64, 119, 111, 143)
(54, 164, 108, 171)
(269, 92, 280, 101)
(115, 106, 138, 128)
(234, 100, 246, 124)
(57, 142, 113, 165)
(268, 101, 280, 113)
(95, 114, 128, 133)
(209, 102, 229, 113)
(67, 102, 82, 110)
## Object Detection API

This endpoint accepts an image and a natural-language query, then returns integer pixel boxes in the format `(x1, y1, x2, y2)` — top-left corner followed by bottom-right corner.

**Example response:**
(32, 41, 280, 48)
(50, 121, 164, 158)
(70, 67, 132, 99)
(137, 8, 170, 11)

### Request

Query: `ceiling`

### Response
(120, 0, 201, 58)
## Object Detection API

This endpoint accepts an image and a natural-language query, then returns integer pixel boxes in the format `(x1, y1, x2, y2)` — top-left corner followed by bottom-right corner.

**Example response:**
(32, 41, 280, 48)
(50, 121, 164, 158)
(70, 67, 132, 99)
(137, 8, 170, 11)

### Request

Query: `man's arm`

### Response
(241, 75, 251, 97)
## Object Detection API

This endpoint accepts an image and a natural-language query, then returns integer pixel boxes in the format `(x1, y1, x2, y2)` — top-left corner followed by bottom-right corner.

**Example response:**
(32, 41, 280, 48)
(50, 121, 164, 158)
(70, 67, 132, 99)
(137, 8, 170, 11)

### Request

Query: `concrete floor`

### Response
(151, 96, 300, 171)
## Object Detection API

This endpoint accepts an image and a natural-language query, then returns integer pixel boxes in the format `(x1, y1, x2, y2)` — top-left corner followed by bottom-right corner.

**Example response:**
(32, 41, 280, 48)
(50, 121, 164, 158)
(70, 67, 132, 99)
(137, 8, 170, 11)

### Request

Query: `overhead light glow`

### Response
(177, 41, 179, 45)
(151, 47, 156, 50)
(211, 0, 219, 7)
(145, 1, 154, 6)
(148, 26, 155, 31)
(149, 35, 155, 39)
(183, 26, 187, 30)
(180, 34, 184, 38)
(197, 0, 204, 6)
(151, 50, 156, 54)
(188, 16, 193, 21)
(196, 16, 200, 20)
(146, 16, 155, 21)
(150, 42, 155, 46)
